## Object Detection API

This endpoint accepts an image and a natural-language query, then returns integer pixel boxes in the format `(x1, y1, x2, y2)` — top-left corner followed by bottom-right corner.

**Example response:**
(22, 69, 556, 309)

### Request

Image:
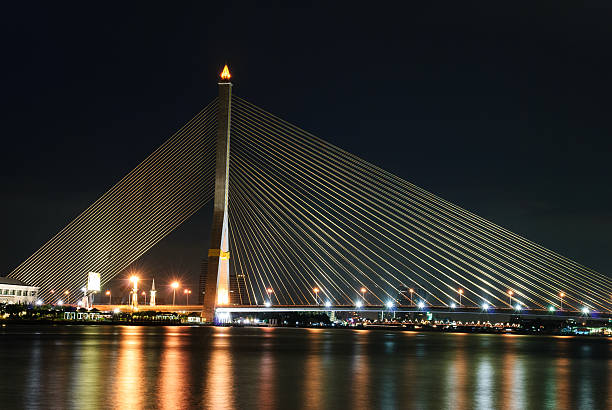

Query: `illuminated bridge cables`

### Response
(234, 96, 612, 306)
(43, 117, 217, 299)
(9, 99, 219, 299)
(231, 96, 611, 311)
(41, 112, 217, 299)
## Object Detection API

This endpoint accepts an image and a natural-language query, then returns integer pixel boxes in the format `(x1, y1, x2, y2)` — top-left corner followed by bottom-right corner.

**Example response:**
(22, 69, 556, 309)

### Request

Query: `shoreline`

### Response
(2, 320, 611, 338)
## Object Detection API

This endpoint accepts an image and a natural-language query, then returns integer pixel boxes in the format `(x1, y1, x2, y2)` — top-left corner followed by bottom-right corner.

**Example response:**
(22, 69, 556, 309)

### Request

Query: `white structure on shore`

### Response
(0, 277, 39, 304)
(150, 278, 156, 306)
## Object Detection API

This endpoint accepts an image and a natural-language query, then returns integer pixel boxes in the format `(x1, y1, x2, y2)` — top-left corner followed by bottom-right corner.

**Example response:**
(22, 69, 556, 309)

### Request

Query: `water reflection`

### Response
(159, 328, 190, 409)
(303, 329, 323, 410)
(114, 326, 143, 409)
(351, 331, 370, 410)
(0, 326, 610, 409)
(203, 327, 235, 410)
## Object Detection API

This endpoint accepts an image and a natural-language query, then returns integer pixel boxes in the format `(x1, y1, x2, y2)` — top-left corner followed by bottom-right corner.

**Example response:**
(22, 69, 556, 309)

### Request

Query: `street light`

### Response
(458, 289, 463, 306)
(482, 303, 489, 311)
(409, 288, 414, 305)
(184, 289, 192, 305)
(582, 307, 590, 315)
(386, 301, 394, 309)
(171, 281, 179, 306)
(266, 287, 273, 305)
(417, 301, 425, 309)
(64, 290, 70, 304)
(324, 301, 331, 308)
(360, 287, 367, 304)
(355, 300, 363, 308)
(105, 290, 111, 305)
(508, 290, 513, 307)
(142, 291, 147, 305)
(313, 287, 320, 305)
(559, 292, 565, 311)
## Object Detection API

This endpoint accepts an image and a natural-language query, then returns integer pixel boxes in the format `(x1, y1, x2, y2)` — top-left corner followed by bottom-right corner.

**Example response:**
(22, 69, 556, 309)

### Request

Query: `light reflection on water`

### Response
(0, 326, 610, 409)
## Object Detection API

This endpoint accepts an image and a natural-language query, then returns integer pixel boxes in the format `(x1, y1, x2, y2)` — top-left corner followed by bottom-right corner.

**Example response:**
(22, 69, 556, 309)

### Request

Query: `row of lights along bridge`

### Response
(262, 287, 591, 315)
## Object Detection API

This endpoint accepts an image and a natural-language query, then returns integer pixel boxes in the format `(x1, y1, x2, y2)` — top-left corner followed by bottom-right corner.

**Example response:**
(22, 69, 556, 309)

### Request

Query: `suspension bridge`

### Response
(6, 66, 612, 323)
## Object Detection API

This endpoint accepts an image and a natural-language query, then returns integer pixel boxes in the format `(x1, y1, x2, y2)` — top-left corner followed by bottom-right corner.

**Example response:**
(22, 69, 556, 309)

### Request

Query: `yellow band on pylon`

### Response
(208, 249, 230, 259)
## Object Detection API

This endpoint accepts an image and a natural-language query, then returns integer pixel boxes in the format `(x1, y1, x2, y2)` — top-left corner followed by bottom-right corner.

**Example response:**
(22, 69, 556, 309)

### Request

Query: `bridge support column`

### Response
(202, 66, 232, 323)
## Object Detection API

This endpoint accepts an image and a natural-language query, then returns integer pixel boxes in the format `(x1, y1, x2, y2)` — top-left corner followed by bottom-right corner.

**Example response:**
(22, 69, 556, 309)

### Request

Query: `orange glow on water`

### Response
(220, 65, 231, 80)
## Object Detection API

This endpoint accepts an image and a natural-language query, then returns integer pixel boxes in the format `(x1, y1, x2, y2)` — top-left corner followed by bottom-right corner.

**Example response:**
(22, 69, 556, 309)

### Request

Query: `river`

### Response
(0, 325, 610, 409)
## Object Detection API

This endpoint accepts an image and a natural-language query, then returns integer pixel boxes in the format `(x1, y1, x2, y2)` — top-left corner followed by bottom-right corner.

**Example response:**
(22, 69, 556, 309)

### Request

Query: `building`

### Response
(0, 277, 39, 304)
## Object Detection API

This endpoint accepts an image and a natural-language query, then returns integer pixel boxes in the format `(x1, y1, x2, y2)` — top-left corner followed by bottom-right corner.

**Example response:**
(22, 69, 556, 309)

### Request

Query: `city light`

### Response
(417, 301, 425, 309)
(171, 281, 180, 306)
(482, 303, 489, 310)
(582, 307, 590, 315)
(105, 290, 111, 296)
(355, 301, 363, 308)
(386, 301, 394, 309)
(360, 287, 366, 294)
(450, 302, 456, 309)
(515, 304, 522, 311)
(113, 308, 121, 314)
(324, 301, 331, 308)
(130, 276, 139, 285)
(264, 301, 271, 308)
(548, 306, 555, 312)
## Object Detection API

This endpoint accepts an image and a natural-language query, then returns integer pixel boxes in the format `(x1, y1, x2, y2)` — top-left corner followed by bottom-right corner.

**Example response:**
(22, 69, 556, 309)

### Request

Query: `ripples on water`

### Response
(0, 325, 610, 409)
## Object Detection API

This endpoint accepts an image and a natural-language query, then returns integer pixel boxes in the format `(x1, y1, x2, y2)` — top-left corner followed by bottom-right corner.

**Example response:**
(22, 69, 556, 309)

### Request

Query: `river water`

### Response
(0, 325, 610, 409)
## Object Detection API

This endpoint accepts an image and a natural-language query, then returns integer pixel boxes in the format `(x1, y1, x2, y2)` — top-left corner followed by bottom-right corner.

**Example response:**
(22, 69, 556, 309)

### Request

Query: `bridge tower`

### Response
(202, 65, 232, 322)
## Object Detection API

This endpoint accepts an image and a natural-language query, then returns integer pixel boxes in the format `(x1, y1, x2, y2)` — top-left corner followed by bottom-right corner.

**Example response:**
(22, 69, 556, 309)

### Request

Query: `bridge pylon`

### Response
(202, 65, 232, 322)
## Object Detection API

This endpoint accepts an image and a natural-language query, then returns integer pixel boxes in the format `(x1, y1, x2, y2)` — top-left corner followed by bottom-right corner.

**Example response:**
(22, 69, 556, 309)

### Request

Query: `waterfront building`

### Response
(0, 277, 39, 304)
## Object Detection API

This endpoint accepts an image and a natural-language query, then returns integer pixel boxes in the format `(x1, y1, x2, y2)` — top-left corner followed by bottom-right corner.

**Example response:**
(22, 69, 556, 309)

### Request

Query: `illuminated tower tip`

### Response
(220, 64, 231, 81)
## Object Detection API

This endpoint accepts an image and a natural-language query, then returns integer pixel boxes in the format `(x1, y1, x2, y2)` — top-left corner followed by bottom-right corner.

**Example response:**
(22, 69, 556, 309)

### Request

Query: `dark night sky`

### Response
(2, 2, 611, 296)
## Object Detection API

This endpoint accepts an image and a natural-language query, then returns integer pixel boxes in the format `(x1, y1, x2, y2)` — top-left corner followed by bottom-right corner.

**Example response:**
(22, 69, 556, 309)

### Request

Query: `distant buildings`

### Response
(0, 277, 39, 304)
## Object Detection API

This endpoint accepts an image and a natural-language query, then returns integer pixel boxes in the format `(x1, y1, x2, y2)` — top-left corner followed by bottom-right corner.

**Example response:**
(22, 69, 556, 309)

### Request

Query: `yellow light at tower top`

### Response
(220, 65, 231, 80)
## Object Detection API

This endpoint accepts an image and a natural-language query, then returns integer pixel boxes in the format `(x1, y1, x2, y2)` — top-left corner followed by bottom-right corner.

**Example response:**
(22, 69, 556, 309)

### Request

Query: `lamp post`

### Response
(64, 290, 70, 304)
(142, 291, 147, 305)
(559, 292, 564, 311)
(458, 289, 463, 307)
(508, 290, 513, 307)
(184, 289, 191, 305)
(106, 290, 111, 305)
(313, 287, 320, 305)
(171, 281, 179, 306)
(266, 288, 273, 305)
(409, 288, 414, 305)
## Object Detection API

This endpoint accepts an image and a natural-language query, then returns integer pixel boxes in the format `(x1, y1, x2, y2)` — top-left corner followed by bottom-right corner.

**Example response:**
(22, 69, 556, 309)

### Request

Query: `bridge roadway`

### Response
(93, 304, 611, 320)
